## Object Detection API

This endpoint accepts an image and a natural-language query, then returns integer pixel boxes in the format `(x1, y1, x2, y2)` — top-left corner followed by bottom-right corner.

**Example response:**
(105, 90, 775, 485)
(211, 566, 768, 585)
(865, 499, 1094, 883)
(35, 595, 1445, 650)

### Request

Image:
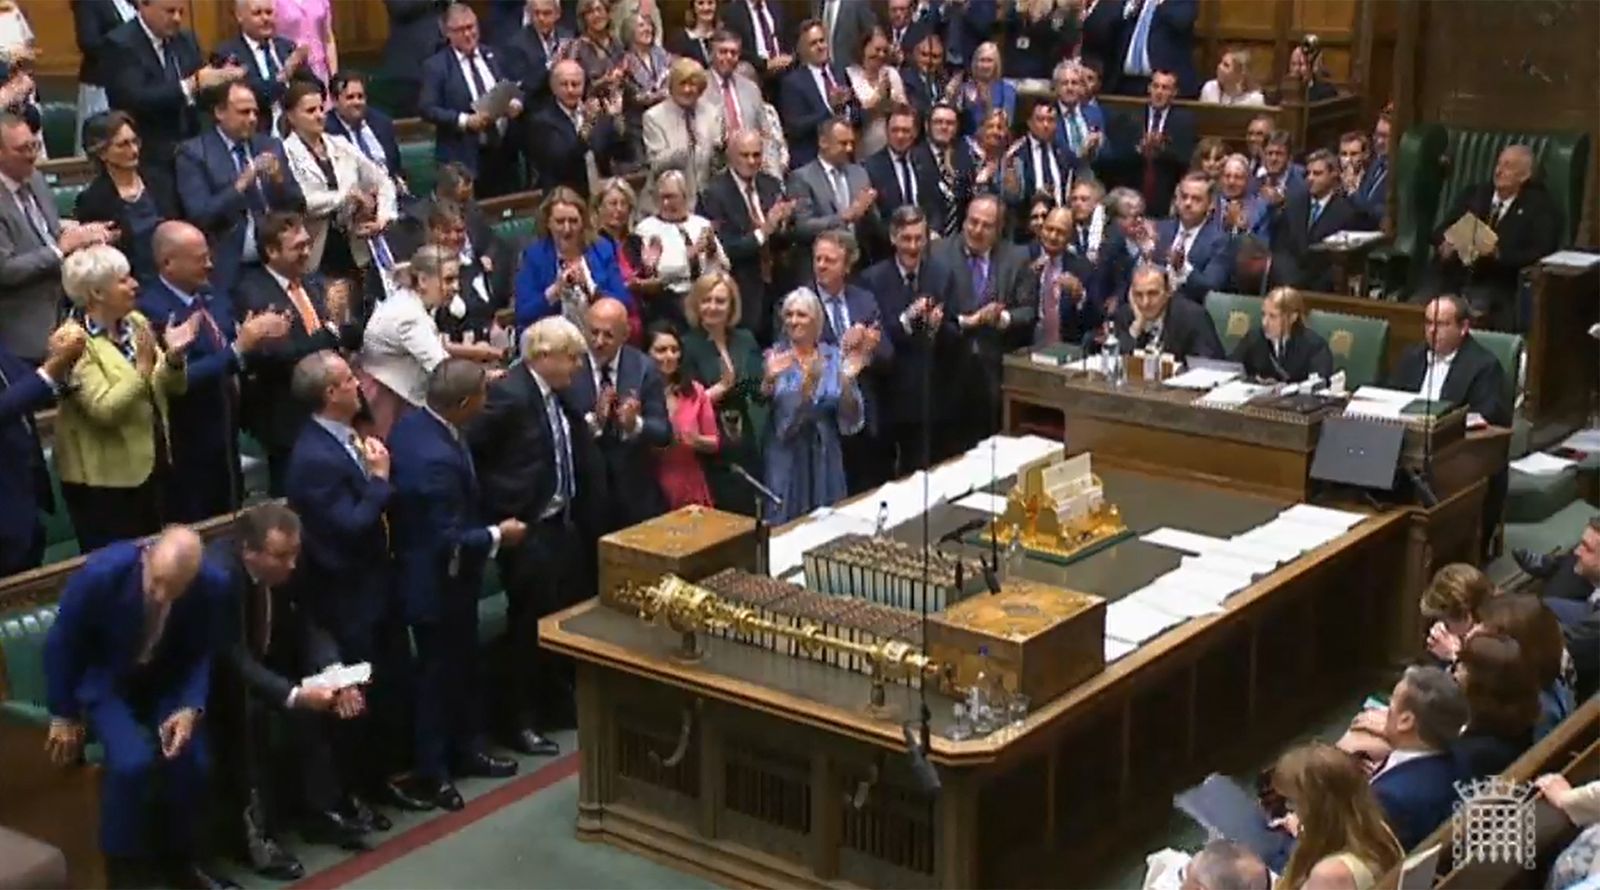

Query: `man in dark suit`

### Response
(43, 527, 229, 889)
(884, 0, 931, 66)
(138, 221, 290, 524)
(326, 71, 409, 197)
(1107, 70, 1194, 216)
(524, 60, 625, 198)
(498, 0, 575, 118)
(924, 102, 976, 239)
(779, 19, 860, 170)
(899, 31, 951, 118)
(208, 504, 370, 880)
(723, 0, 794, 87)
(1425, 144, 1561, 332)
(1111, 0, 1198, 97)
(1003, 102, 1086, 230)
(864, 205, 966, 474)
(467, 317, 602, 754)
(1368, 666, 1470, 849)
(699, 129, 796, 342)
(817, 0, 880, 68)
(564, 297, 671, 532)
(419, 3, 526, 197)
(381, 0, 450, 118)
(1516, 520, 1599, 700)
(1078, 0, 1125, 77)
(1111, 262, 1224, 361)
(102, 0, 241, 165)
(1338, 130, 1387, 228)
(0, 327, 82, 578)
(866, 105, 948, 232)
(810, 230, 894, 492)
(1252, 129, 1306, 206)
(284, 351, 419, 819)
(175, 80, 306, 295)
(1032, 206, 1104, 348)
(391, 360, 524, 811)
(215, 0, 323, 132)
(1052, 60, 1109, 165)
(235, 213, 364, 495)
(1150, 173, 1234, 304)
(933, 194, 1039, 449)
(1269, 150, 1364, 293)
(72, 0, 138, 127)
(1227, 235, 1293, 296)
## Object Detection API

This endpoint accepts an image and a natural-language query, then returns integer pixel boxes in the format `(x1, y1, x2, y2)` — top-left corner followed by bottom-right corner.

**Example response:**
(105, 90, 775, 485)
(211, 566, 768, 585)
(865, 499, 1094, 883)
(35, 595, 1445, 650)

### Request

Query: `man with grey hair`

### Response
(0, 112, 112, 362)
(1051, 59, 1106, 161)
(700, 127, 794, 339)
(100, 0, 240, 163)
(1368, 665, 1469, 848)
(216, 0, 321, 131)
(1426, 143, 1560, 331)
(467, 317, 598, 755)
(789, 116, 881, 263)
(419, 2, 526, 196)
(501, 0, 575, 118)
(391, 358, 525, 811)
(810, 228, 891, 490)
(1182, 839, 1270, 890)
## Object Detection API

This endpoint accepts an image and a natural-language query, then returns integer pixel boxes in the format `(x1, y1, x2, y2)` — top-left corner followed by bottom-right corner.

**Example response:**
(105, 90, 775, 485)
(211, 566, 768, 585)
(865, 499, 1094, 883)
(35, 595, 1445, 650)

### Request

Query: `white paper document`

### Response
(767, 513, 878, 577)
(1559, 428, 1600, 452)
(1197, 380, 1271, 408)
(1322, 230, 1386, 248)
(1279, 503, 1366, 531)
(302, 662, 372, 690)
(1142, 527, 1224, 554)
(1105, 637, 1137, 663)
(1541, 250, 1600, 270)
(1511, 452, 1578, 475)
(1180, 553, 1268, 587)
(954, 491, 1009, 515)
(1105, 598, 1184, 644)
(1163, 366, 1239, 390)
(1151, 565, 1248, 607)
(1128, 583, 1226, 619)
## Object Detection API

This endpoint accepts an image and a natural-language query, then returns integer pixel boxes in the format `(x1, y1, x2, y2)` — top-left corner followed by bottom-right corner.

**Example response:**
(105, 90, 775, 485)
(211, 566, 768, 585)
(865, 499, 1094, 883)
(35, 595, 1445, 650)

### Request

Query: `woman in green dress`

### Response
(681, 271, 765, 515)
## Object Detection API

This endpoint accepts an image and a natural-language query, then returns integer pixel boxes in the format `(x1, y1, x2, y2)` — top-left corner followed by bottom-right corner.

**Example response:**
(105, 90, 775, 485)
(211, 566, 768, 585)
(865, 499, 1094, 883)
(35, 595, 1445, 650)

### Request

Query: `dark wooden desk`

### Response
(544, 468, 1410, 888)
(1525, 262, 1600, 439)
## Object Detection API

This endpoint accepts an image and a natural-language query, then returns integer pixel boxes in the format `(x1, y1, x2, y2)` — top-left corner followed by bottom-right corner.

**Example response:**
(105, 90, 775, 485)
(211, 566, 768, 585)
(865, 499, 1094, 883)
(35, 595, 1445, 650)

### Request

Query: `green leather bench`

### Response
(1369, 125, 1592, 298)
(50, 183, 86, 221)
(400, 142, 438, 201)
(1305, 310, 1388, 389)
(39, 102, 78, 161)
(1202, 291, 1263, 356)
(491, 214, 539, 250)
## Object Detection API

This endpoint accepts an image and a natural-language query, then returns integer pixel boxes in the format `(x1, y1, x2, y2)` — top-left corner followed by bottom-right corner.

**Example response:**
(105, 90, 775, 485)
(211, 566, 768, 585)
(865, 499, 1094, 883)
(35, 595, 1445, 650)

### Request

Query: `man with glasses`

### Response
(419, 3, 526, 197)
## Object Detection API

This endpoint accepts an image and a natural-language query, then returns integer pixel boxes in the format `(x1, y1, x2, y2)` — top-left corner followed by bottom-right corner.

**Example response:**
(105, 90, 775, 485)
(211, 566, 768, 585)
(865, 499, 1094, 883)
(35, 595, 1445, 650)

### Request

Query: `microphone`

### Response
(902, 721, 942, 795)
(730, 464, 782, 507)
(938, 517, 986, 546)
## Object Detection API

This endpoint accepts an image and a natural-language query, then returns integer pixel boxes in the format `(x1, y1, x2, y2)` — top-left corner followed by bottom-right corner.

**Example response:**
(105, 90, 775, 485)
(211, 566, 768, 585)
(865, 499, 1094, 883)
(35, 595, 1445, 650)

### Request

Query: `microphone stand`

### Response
(731, 464, 782, 576)
(1408, 337, 1440, 507)
(906, 277, 940, 797)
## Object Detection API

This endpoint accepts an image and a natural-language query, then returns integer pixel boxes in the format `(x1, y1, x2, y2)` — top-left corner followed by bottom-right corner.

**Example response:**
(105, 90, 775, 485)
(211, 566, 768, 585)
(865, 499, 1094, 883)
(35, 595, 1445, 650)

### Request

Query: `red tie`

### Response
(722, 78, 743, 131)
(822, 66, 837, 92)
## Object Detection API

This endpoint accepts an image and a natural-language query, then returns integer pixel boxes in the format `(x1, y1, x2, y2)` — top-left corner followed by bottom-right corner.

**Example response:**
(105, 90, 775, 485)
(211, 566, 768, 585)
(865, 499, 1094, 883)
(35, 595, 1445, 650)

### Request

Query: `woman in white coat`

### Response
(279, 80, 398, 278)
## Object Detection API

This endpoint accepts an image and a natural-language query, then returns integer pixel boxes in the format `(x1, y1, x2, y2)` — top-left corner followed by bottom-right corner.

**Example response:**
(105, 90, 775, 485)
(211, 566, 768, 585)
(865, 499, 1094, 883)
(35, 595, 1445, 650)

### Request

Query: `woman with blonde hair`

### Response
(1229, 287, 1333, 383)
(957, 42, 1016, 136)
(1272, 742, 1403, 889)
(681, 271, 764, 514)
(1201, 48, 1265, 106)
(634, 169, 728, 329)
(514, 186, 632, 335)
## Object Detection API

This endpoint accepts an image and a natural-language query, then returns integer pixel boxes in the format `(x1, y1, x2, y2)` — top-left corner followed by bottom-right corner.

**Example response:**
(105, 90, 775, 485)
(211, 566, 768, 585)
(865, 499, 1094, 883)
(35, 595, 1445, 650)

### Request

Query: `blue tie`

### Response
(967, 254, 988, 309)
(232, 143, 267, 214)
(1127, 1, 1155, 76)
(1309, 199, 1324, 229)
(827, 297, 846, 341)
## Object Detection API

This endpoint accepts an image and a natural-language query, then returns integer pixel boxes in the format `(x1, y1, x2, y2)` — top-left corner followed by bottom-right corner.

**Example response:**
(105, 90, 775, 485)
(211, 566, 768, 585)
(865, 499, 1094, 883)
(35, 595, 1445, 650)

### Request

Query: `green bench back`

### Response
(1471, 329, 1525, 413)
(1203, 291, 1264, 355)
(400, 142, 438, 200)
(40, 102, 77, 161)
(0, 607, 57, 707)
(1305, 310, 1389, 389)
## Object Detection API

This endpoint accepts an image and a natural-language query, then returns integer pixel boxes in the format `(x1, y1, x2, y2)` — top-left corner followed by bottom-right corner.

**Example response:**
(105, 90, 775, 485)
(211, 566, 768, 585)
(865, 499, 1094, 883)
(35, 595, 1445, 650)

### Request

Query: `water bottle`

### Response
(970, 646, 1006, 734)
(1101, 330, 1122, 385)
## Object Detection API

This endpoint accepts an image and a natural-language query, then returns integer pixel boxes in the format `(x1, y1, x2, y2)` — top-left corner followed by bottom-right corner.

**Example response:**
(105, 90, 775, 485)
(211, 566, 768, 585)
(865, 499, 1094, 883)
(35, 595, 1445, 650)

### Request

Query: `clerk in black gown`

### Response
(1229, 287, 1333, 383)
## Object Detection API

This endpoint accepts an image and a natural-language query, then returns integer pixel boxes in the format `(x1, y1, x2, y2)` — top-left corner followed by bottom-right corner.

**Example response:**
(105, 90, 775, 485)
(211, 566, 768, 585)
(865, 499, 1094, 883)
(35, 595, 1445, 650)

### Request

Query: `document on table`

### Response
(1163, 366, 1240, 390)
(1105, 637, 1137, 663)
(954, 491, 1009, 515)
(1127, 582, 1226, 619)
(1559, 428, 1600, 452)
(1541, 249, 1600, 270)
(1181, 553, 1269, 587)
(767, 513, 878, 577)
(1197, 380, 1271, 408)
(1344, 384, 1419, 419)
(1142, 527, 1225, 554)
(1144, 527, 1289, 568)
(1279, 503, 1366, 531)
(1105, 598, 1184, 644)
(1510, 452, 1578, 475)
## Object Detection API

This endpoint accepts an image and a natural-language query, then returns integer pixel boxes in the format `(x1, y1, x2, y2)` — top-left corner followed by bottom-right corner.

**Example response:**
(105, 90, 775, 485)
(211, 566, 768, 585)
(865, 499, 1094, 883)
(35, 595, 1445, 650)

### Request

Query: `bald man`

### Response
(139, 221, 290, 523)
(563, 297, 670, 532)
(1427, 144, 1560, 331)
(524, 59, 624, 198)
(44, 526, 232, 888)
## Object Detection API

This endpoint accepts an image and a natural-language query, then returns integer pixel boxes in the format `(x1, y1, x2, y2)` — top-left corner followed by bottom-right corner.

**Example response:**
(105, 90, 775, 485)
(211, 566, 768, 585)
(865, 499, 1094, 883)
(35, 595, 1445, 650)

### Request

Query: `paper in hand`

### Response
(474, 81, 521, 118)
(301, 662, 372, 691)
(1441, 211, 1498, 264)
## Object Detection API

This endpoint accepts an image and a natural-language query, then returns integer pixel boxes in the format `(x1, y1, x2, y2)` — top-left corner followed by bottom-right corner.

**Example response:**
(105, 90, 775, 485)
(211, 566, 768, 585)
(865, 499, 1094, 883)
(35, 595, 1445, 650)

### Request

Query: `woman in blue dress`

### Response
(762, 287, 868, 524)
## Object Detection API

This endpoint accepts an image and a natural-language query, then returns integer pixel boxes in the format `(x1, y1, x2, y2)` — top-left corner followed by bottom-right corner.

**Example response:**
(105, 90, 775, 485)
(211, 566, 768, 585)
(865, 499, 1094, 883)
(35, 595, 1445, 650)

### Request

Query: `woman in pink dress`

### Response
(645, 323, 718, 508)
(275, 0, 338, 83)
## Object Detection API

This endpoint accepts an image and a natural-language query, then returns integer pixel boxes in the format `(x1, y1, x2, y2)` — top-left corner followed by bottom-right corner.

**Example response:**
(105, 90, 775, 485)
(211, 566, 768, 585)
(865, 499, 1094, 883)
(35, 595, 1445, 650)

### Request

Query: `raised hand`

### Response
(42, 323, 87, 381)
(616, 394, 641, 430)
(361, 436, 391, 479)
(237, 310, 291, 352)
(162, 313, 201, 355)
(133, 325, 159, 378)
(283, 44, 311, 79)
(325, 279, 353, 324)
(764, 348, 796, 382)
(595, 385, 617, 423)
(158, 708, 198, 759)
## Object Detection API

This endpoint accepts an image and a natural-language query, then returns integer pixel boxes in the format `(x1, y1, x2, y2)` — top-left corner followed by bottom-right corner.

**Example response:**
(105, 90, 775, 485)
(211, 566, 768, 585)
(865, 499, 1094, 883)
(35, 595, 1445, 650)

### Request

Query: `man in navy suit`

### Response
(723, 0, 794, 87)
(523, 60, 625, 198)
(564, 298, 671, 533)
(43, 527, 230, 889)
(899, 32, 951, 118)
(391, 359, 525, 811)
(779, 19, 860, 170)
(1079, 0, 1125, 74)
(1368, 666, 1470, 849)
(1032, 206, 1105, 348)
(285, 351, 421, 816)
(1216, 155, 1273, 246)
(1052, 60, 1108, 167)
(467, 318, 602, 754)
(1270, 150, 1366, 293)
(215, 0, 324, 133)
(326, 71, 409, 197)
(101, 0, 241, 165)
(699, 130, 796, 342)
(175, 80, 306, 295)
(138, 222, 290, 524)
(419, 3, 526, 197)
(810, 231, 894, 493)
(865, 106, 949, 235)
(381, 0, 450, 118)
(1151, 173, 1233, 304)
(1111, 0, 1198, 97)
(236, 213, 364, 495)
(1003, 103, 1086, 230)
(1339, 130, 1387, 228)
(1107, 70, 1194, 216)
(1253, 130, 1307, 206)
(862, 206, 967, 475)
(498, 0, 575, 118)
(0, 326, 83, 578)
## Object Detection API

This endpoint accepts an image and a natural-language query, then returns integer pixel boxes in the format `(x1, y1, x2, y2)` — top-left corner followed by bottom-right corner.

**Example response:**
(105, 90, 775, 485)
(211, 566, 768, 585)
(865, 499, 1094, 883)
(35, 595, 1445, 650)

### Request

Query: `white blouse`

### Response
(1198, 80, 1266, 107)
(633, 214, 728, 294)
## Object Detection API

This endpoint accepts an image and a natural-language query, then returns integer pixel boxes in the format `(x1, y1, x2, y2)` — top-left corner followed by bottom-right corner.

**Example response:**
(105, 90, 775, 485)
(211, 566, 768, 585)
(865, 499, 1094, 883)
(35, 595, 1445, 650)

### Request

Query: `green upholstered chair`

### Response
(400, 142, 438, 201)
(1470, 329, 1524, 416)
(364, 75, 408, 118)
(1202, 291, 1263, 355)
(1368, 125, 1591, 298)
(40, 461, 77, 566)
(492, 214, 538, 250)
(1305, 310, 1389, 389)
(50, 183, 86, 221)
(39, 103, 78, 161)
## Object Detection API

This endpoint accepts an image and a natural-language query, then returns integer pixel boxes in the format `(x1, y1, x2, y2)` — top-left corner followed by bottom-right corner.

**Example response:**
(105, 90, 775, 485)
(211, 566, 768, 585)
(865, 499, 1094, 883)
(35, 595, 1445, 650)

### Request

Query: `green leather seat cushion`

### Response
(1504, 499, 1600, 561)
(1506, 467, 1581, 524)
(1202, 292, 1263, 355)
(1305, 311, 1388, 389)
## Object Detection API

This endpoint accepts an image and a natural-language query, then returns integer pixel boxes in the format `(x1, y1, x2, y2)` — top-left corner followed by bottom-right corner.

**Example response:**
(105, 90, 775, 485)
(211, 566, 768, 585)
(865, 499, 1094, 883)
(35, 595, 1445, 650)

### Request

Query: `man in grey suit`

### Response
(818, 0, 880, 67)
(0, 113, 114, 363)
(931, 193, 1038, 449)
(699, 31, 764, 140)
(787, 117, 882, 268)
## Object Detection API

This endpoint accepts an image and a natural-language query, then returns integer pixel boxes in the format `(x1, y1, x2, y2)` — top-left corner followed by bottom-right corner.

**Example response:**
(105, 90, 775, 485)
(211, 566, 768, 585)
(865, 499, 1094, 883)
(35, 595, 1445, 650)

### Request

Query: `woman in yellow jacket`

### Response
(56, 245, 196, 552)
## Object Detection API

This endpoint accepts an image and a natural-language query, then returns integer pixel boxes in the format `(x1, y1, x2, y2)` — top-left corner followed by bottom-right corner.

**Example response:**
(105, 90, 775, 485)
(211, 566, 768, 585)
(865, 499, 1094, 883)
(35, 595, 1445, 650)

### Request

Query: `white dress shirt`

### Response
(1420, 348, 1457, 402)
(744, 0, 778, 59)
(454, 48, 500, 140)
(1371, 747, 1440, 782)
(1030, 137, 1063, 204)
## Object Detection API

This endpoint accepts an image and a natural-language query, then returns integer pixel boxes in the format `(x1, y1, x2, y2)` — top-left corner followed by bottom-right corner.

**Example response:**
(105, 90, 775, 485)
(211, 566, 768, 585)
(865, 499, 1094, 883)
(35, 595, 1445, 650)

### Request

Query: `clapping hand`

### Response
(1259, 184, 1285, 207)
(282, 44, 311, 80)
(133, 325, 159, 378)
(766, 198, 796, 230)
(764, 348, 796, 384)
(1062, 273, 1085, 305)
(1223, 200, 1245, 231)
(827, 83, 853, 109)
(41, 323, 87, 382)
(696, 226, 719, 259)
(252, 152, 282, 180)
(162, 313, 202, 355)
(158, 708, 198, 759)
(237, 310, 292, 353)
(1169, 240, 1186, 272)
(325, 279, 353, 324)
(1425, 621, 1462, 662)
(767, 53, 794, 72)
(707, 357, 735, 402)
(360, 436, 391, 479)
(616, 394, 641, 430)
(1084, 128, 1103, 156)
(595, 385, 617, 424)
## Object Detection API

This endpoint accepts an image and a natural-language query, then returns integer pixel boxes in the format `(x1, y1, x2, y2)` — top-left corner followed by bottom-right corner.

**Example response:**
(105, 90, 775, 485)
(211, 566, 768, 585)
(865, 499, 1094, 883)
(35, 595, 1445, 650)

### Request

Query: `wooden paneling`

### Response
(333, 0, 392, 57)
(1395, 0, 1600, 242)
(23, 0, 82, 77)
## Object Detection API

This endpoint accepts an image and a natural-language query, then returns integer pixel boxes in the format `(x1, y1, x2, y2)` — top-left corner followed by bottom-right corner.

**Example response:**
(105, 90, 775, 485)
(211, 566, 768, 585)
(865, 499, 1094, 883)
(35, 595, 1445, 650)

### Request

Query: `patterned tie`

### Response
(1040, 261, 1061, 345)
(232, 143, 268, 215)
(1309, 199, 1324, 229)
(550, 394, 574, 506)
(897, 153, 916, 205)
(14, 182, 53, 245)
(967, 253, 987, 309)
(753, 0, 778, 57)
(831, 168, 850, 212)
(827, 297, 846, 341)
(258, 39, 279, 80)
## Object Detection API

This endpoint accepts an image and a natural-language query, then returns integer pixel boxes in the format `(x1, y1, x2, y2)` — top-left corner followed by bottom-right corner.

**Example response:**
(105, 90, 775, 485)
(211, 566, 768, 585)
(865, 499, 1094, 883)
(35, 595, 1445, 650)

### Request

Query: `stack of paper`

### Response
(1143, 528, 1289, 571)
(1105, 637, 1137, 662)
(767, 513, 878, 577)
(1279, 503, 1366, 531)
(1142, 527, 1224, 554)
(1163, 366, 1240, 390)
(1559, 428, 1600, 453)
(954, 491, 1009, 515)
(1510, 452, 1578, 476)
(1198, 380, 1271, 408)
(1125, 582, 1226, 620)
(1344, 385, 1418, 420)
(1541, 249, 1600, 270)
(1106, 597, 1185, 644)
